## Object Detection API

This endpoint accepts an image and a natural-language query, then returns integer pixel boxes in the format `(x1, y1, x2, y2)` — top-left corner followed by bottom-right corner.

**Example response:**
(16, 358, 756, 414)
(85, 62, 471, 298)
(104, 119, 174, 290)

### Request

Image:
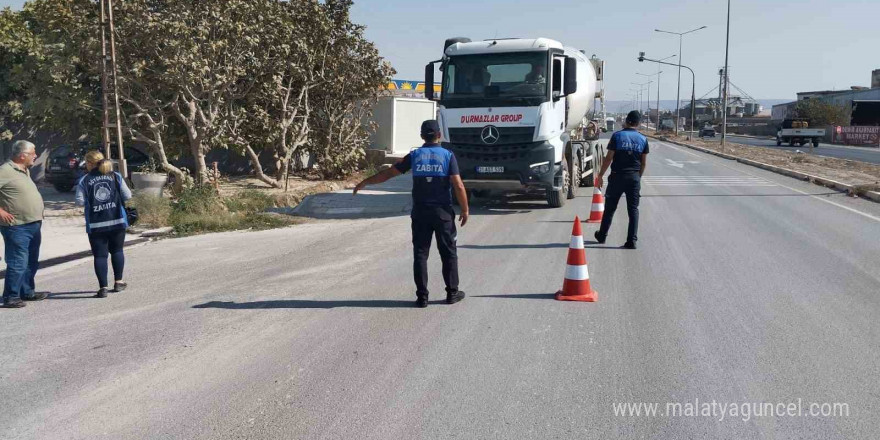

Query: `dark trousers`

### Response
(411, 205, 459, 298)
(598, 172, 641, 243)
(88, 228, 126, 288)
(1, 221, 42, 300)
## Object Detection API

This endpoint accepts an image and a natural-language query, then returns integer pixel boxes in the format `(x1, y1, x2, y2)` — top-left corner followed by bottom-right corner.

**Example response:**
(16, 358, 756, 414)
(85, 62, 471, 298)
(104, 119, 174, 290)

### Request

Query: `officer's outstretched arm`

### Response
(451, 175, 469, 226)
(353, 166, 401, 195)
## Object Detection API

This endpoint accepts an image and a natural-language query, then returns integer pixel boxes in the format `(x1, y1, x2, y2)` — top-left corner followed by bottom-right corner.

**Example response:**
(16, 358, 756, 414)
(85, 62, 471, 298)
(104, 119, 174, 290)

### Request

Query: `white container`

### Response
(369, 97, 437, 155)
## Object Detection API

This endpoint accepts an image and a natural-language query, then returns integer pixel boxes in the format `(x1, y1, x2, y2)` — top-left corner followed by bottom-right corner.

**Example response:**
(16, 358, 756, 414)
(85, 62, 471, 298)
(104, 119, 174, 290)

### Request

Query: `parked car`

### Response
(699, 126, 716, 138)
(45, 143, 151, 192)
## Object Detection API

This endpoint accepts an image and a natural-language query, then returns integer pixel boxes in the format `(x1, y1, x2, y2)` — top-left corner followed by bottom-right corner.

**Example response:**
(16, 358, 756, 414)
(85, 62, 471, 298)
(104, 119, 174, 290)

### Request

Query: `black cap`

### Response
(421, 119, 440, 136)
(625, 110, 641, 126)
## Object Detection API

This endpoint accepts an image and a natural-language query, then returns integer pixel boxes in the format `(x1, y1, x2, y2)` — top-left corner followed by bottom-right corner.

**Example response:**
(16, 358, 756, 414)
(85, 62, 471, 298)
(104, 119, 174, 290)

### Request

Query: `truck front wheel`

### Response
(547, 159, 568, 208)
(813, 139, 820, 148)
(567, 155, 579, 200)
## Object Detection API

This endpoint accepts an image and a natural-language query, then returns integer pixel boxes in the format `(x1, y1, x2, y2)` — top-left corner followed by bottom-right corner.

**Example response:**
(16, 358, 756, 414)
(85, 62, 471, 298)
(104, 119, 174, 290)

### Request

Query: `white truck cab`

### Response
(424, 37, 604, 207)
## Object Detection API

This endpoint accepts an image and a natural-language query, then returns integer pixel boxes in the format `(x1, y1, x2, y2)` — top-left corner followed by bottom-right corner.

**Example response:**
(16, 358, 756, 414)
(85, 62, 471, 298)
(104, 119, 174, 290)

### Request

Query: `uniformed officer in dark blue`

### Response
(354, 120, 469, 308)
(593, 110, 649, 249)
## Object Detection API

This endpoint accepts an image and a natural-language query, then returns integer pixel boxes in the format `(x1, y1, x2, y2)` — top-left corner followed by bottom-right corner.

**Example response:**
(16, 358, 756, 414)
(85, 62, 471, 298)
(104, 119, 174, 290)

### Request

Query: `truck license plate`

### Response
(476, 166, 504, 174)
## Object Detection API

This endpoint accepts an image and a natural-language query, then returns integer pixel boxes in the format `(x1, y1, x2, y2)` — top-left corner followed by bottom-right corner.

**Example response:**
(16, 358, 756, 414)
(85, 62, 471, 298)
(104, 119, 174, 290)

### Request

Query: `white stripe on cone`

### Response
(565, 264, 590, 281)
(591, 203, 604, 211)
(570, 235, 584, 249)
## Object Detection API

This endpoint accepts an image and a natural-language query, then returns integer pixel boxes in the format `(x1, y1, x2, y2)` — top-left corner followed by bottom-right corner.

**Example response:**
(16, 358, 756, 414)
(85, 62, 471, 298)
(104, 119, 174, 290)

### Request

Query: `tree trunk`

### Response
(243, 144, 281, 188)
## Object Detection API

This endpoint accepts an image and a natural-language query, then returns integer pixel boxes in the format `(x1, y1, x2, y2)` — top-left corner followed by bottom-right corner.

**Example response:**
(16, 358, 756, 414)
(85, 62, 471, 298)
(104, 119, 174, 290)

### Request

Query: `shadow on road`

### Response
(47, 291, 98, 299)
(459, 243, 567, 250)
(640, 192, 839, 198)
(192, 299, 446, 309)
(473, 293, 556, 300)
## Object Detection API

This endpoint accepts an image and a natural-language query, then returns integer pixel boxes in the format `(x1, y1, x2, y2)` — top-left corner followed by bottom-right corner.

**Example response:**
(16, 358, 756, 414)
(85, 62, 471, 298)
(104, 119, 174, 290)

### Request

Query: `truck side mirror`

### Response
(424, 62, 435, 101)
(564, 57, 577, 96)
(552, 58, 562, 99)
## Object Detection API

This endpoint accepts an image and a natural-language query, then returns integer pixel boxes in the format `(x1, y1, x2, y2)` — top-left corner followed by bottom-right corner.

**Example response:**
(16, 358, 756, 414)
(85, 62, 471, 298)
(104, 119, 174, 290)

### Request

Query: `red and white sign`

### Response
(460, 114, 524, 124)
(834, 126, 880, 146)
(442, 107, 537, 128)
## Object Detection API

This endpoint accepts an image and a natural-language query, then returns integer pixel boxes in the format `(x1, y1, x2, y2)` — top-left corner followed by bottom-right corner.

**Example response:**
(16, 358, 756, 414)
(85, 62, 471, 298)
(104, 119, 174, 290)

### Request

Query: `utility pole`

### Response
(99, 0, 127, 177)
(721, 0, 731, 150)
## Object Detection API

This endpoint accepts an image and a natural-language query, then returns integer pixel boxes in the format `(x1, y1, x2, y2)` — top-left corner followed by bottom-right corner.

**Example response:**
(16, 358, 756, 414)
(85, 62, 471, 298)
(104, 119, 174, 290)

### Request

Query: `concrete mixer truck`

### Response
(424, 37, 606, 207)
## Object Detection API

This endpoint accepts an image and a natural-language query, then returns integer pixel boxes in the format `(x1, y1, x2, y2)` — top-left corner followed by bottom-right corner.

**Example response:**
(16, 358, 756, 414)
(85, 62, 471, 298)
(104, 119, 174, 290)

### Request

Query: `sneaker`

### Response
(415, 297, 428, 308)
(113, 282, 127, 293)
(3, 297, 26, 308)
(22, 292, 48, 301)
(446, 290, 466, 305)
(594, 231, 606, 244)
(623, 241, 637, 249)
(95, 288, 108, 299)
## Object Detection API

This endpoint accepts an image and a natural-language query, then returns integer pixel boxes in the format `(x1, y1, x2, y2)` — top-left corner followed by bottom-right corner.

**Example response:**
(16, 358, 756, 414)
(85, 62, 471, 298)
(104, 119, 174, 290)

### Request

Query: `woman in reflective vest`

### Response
(75, 150, 132, 298)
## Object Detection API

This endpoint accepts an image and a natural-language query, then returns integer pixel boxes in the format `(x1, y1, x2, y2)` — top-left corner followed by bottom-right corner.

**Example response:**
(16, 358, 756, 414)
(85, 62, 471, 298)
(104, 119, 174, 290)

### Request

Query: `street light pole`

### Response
(638, 52, 697, 140)
(632, 81, 651, 128)
(721, 0, 731, 150)
(656, 25, 707, 138)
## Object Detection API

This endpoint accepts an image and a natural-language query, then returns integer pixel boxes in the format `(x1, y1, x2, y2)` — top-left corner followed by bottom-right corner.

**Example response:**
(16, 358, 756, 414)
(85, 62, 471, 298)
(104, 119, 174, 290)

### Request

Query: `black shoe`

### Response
(3, 298, 26, 308)
(623, 241, 637, 249)
(22, 292, 48, 301)
(95, 288, 108, 299)
(594, 231, 606, 244)
(415, 297, 428, 308)
(113, 282, 127, 293)
(446, 290, 466, 305)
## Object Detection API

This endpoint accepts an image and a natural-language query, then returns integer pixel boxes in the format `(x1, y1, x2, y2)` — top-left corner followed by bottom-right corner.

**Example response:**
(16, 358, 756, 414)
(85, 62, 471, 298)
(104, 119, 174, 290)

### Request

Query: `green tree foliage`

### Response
(1, 1, 101, 140)
(794, 100, 849, 127)
(308, 0, 395, 179)
(3, 0, 392, 183)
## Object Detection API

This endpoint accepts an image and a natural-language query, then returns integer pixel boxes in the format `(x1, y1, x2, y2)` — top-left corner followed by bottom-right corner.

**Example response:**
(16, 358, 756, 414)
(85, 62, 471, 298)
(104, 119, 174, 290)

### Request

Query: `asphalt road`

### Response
(2, 140, 880, 439)
(700, 133, 880, 165)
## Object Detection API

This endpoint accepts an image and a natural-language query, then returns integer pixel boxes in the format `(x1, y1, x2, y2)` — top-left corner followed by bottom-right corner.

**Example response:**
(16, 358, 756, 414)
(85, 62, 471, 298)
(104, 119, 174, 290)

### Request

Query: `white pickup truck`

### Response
(777, 119, 825, 147)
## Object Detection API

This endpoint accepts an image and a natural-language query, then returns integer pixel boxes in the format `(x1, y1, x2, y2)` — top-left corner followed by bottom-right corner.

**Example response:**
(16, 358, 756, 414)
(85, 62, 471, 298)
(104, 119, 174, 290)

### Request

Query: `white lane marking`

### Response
(643, 175, 775, 187)
(565, 264, 590, 281)
(654, 140, 880, 223)
(664, 158, 701, 168)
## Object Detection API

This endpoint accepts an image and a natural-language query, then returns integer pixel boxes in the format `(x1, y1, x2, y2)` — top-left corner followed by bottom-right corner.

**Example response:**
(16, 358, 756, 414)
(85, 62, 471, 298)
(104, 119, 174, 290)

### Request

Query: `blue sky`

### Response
(5, 0, 879, 104)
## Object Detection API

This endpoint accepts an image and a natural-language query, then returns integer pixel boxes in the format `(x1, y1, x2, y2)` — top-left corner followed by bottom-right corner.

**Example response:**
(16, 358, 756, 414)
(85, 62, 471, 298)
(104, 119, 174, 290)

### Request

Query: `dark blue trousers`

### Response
(1, 221, 42, 300)
(598, 172, 641, 243)
(411, 205, 459, 299)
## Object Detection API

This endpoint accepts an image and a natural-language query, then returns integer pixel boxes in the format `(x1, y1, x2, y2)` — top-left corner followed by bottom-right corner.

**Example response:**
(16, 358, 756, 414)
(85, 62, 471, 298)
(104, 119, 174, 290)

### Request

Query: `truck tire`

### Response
(813, 139, 820, 148)
(567, 153, 579, 199)
(53, 182, 75, 193)
(776, 139, 782, 146)
(547, 159, 567, 208)
(581, 144, 600, 187)
(788, 140, 795, 146)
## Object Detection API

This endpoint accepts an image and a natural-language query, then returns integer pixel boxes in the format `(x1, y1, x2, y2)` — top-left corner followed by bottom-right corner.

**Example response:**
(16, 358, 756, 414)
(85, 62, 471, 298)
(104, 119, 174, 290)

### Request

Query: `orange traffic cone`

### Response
(586, 187, 604, 223)
(556, 216, 598, 302)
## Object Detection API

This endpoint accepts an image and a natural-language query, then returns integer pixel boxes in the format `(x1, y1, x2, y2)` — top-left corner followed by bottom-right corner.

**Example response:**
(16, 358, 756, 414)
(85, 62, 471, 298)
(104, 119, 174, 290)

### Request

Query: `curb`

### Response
(0, 237, 152, 279)
(650, 135, 879, 203)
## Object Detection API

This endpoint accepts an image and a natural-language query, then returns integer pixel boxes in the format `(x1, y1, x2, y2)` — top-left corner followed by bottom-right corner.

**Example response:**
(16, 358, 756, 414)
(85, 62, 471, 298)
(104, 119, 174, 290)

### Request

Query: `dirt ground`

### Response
(217, 172, 366, 207)
(660, 134, 880, 192)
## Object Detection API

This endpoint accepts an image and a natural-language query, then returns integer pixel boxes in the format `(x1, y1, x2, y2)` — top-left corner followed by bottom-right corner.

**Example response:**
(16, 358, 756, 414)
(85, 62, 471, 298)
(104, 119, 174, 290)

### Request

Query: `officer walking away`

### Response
(593, 111, 649, 249)
(0, 140, 47, 308)
(354, 120, 468, 308)
(75, 151, 133, 298)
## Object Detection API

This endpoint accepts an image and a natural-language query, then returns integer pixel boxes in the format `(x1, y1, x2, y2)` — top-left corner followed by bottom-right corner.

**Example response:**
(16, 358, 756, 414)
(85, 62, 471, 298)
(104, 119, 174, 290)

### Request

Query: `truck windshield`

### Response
(442, 52, 548, 102)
